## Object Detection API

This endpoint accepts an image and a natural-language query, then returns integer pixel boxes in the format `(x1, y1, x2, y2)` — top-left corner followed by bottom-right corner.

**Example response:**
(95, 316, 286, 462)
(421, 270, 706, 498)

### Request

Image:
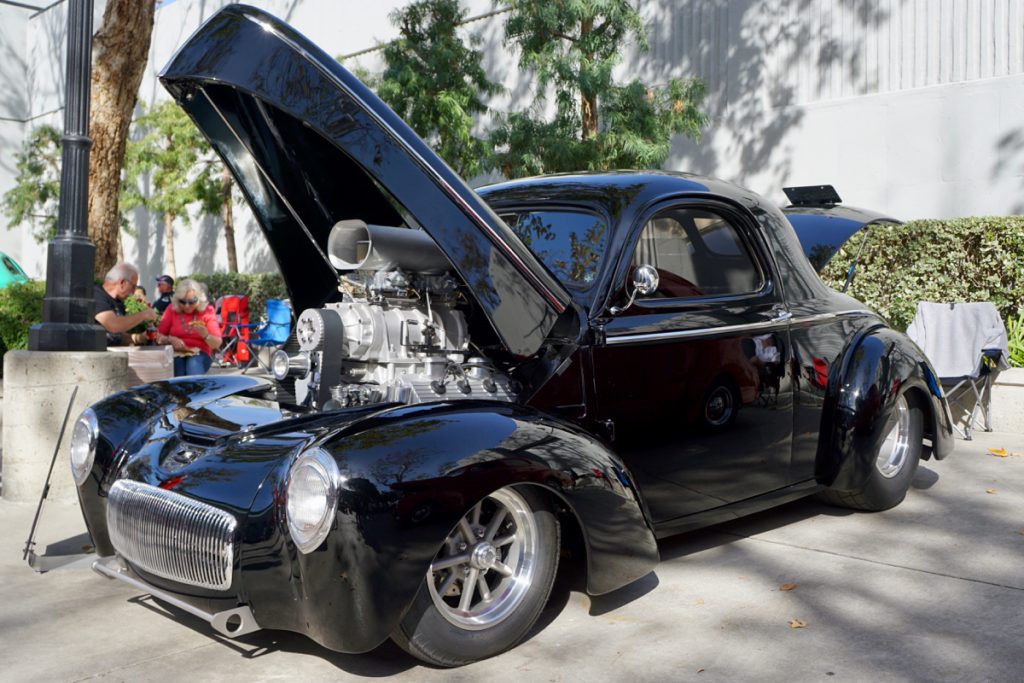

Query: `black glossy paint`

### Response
(74, 3, 955, 660)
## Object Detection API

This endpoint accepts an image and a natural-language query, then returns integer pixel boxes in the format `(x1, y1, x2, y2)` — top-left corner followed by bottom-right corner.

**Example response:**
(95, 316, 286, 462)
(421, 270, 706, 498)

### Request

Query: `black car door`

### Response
(590, 200, 794, 525)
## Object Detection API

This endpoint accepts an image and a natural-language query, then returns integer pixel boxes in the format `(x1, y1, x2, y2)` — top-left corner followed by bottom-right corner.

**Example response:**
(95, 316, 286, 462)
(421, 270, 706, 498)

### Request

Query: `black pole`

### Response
(28, 0, 105, 352)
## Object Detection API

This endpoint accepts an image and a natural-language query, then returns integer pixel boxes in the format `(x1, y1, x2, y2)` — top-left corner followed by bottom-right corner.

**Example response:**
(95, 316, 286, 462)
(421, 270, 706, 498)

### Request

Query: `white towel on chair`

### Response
(906, 301, 1010, 379)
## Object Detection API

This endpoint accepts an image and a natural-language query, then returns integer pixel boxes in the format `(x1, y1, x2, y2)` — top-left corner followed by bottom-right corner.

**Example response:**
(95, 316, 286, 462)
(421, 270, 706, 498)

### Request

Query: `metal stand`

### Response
(23, 386, 88, 572)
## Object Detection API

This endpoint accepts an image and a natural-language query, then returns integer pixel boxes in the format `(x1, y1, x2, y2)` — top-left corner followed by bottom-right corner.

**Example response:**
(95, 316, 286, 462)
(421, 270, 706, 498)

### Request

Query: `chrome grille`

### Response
(107, 480, 238, 591)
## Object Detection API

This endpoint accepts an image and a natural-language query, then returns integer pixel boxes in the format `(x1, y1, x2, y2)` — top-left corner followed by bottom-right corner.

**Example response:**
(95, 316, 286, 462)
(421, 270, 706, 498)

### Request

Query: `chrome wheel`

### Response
(427, 487, 538, 630)
(876, 395, 911, 478)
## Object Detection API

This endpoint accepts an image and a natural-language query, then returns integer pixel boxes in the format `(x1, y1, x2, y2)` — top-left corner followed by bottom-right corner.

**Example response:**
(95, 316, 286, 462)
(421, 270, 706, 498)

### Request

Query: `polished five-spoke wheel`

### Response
(392, 486, 559, 667)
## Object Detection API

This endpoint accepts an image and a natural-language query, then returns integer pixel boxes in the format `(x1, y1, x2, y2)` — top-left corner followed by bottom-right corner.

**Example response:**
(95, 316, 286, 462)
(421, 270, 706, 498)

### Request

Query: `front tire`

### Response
(819, 393, 923, 511)
(392, 486, 560, 667)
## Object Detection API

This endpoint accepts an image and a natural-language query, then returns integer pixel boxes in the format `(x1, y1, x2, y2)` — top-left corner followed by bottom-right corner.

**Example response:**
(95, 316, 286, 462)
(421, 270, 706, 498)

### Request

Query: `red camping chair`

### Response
(217, 295, 251, 365)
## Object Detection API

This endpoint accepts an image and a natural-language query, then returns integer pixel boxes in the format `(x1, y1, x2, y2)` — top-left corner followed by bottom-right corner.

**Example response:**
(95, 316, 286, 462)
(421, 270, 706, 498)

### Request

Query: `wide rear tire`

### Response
(818, 393, 923, 511)
(391, 486, 559, 667)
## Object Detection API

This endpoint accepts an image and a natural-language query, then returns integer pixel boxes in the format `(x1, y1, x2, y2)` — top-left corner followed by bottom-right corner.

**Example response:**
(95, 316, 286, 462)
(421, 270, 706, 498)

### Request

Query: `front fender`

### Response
(245, 401, 659, 653)
(817, 327, 954, 492)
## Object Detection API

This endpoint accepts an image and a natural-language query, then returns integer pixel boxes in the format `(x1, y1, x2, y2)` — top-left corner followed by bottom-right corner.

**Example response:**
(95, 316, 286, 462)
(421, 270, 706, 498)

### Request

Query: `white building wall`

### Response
(2, 0, 1022, 282)
(638, 0, 1024, 216)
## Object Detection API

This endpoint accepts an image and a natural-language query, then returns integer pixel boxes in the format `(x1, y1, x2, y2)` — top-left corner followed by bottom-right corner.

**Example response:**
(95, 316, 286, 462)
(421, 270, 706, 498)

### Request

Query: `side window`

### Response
(632, 208, 762, 299)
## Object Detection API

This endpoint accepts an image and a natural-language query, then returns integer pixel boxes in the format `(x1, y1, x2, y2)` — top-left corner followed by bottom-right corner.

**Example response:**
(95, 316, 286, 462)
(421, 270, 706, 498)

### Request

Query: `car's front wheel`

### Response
(819, 393, 923, 511)
(392, 486, 559, 667)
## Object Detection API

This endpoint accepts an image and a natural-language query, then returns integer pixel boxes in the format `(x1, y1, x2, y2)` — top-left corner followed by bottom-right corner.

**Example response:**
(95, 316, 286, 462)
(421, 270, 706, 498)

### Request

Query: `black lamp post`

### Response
(28, 0, 105, 352)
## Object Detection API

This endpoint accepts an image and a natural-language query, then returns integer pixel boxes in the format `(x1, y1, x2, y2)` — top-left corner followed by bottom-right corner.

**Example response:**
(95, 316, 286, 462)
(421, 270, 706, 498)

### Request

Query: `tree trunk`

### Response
(87, 0, 156, 278)
(580, 17, 598, 140)
(222, 168, 238, 273)
(164, 212, 177, 279)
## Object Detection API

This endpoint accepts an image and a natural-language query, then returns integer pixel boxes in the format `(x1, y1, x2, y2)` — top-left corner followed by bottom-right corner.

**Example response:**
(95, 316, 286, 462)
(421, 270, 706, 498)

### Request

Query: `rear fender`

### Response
(256, 401, 659, 653)
(817, 327, 954, 492)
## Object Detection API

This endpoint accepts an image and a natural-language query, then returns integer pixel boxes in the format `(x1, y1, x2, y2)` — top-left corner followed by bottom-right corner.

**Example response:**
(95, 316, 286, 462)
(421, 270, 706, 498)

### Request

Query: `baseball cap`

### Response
(155, 275, 174, 286)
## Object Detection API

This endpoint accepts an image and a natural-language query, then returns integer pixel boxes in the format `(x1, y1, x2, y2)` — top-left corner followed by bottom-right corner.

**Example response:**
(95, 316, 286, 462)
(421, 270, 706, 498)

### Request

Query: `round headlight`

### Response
(286, 448, 341, 554)
(69, 408, 99, 486)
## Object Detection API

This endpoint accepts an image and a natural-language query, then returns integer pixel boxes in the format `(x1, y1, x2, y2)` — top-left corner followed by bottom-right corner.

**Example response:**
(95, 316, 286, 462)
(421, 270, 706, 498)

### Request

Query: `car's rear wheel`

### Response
(392, 486, 559, 667)
(819, 393, 923, 511)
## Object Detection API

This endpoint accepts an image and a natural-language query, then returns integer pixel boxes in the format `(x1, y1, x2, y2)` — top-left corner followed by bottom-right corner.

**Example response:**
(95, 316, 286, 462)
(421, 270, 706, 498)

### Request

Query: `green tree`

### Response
(368, 0, 499, 177)
(122, 101, 224, 278)
(2, 125, 62, 243)
(491, 0, 708, 178)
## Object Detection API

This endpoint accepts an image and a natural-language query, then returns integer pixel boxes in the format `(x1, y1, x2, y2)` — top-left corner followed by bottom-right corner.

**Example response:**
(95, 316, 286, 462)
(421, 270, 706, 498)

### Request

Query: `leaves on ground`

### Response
(779, 582, 797, 591)
(985, 488, 997, 494)
(789, 618, 807, 628)
(988, 448, 1009, 457)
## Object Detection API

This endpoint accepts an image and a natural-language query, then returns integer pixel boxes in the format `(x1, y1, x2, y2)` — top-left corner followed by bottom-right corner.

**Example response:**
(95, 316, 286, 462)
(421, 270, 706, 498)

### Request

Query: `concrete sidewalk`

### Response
(2, 431, 1022, 682)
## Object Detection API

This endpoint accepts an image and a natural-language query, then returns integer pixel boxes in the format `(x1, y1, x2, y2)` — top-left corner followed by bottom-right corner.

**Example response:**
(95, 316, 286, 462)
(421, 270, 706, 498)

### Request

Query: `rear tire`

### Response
(392, 486, 559, 667)
(818, 393, 922, 511)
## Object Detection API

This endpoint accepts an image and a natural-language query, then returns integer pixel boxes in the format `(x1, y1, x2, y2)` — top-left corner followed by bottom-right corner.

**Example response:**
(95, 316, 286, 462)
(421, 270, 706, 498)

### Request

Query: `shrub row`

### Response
(0, 281, 45, 358)
(820, 216, 1024, 335)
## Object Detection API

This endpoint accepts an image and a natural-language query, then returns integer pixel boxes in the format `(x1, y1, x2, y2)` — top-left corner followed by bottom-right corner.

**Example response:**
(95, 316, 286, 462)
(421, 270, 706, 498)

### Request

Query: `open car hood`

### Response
(159, 4, 570, 357)
(783, 205, 900, 272)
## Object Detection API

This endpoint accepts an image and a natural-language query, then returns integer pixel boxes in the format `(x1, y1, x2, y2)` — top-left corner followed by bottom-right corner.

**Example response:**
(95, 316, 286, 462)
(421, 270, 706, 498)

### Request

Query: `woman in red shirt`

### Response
(156, 278, 222, 376)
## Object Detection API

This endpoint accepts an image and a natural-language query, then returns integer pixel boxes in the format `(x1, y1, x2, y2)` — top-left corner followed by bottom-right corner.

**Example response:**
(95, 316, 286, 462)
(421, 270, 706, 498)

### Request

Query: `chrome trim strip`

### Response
(240, 12, 568, 314)
(605, 309, 874, 346)
(106, 480, 237, 591)
(93, 557, 261, 638)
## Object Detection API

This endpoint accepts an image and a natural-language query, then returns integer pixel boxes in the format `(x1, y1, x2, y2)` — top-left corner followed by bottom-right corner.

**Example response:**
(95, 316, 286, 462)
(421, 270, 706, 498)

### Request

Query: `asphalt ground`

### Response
(2, 430, 1022, 683)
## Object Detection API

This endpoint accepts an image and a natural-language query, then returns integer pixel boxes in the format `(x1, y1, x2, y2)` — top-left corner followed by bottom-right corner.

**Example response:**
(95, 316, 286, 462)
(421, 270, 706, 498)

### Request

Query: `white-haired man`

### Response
(94, 262, 157, 347)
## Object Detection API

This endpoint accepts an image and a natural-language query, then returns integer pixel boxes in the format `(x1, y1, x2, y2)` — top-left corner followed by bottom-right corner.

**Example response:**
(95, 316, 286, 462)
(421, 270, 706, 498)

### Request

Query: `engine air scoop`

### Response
(328, 220, 450, 274)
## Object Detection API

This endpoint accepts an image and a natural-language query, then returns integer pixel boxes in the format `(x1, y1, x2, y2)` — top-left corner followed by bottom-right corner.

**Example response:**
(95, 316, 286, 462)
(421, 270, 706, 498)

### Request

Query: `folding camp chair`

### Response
(215, 295, 251, 366)
(906, 301, 1010, 439)
(238, 298, 292, 374)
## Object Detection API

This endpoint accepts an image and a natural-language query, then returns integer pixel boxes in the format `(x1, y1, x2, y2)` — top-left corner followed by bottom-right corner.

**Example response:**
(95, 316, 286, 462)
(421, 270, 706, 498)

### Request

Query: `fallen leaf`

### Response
(789, 618, 807, 628)
(697, 669, 705, 674)
(986, 488, 997, 494)
(694, 597, 705, 605)
(1017, 529, 1024, 536)
(780, 582, 797, 591)
(988, 448, 1009, 457)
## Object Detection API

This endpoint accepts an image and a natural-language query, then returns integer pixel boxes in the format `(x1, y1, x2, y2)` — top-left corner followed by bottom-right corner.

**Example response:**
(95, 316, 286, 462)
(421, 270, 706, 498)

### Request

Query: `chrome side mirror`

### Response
(632, 264, 659, 295)
(610, 264, 659, 315)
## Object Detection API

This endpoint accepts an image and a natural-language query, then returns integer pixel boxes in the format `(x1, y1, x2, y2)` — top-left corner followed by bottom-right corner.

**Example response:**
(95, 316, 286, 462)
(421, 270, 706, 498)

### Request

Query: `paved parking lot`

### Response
(2, 430, 1022, 683)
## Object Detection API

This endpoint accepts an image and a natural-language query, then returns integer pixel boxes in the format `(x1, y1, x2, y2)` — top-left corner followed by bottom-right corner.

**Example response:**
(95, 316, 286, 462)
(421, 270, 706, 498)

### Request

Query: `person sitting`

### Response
(94, 262, 157, 347)
(156, 278, 223, 376)
(152, 274, 174, 315)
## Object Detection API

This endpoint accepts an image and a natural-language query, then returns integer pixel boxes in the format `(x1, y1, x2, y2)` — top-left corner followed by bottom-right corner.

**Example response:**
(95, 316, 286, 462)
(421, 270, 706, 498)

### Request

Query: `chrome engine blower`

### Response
(271, 220, 515, 411)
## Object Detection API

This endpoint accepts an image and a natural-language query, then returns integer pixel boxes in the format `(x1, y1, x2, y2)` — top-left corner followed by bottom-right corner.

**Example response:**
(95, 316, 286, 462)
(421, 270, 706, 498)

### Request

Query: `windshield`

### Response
(499, 209, 607, 289)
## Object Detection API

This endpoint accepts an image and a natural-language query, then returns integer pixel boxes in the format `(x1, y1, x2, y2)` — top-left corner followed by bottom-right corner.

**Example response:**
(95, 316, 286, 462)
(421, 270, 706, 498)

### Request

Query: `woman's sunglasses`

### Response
(179, 297, 199, 305)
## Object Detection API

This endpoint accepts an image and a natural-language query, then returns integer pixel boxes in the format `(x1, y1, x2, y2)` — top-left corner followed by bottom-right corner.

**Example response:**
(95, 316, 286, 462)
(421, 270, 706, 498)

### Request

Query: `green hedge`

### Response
(183, 271, 287, 320)
(820, 216, 1024, 334)
(0, 281, 46, 357)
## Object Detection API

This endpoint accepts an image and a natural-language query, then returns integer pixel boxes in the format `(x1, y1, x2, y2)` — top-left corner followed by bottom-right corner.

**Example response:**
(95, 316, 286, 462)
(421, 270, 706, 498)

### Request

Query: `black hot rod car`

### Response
(71, 5, 954, 667)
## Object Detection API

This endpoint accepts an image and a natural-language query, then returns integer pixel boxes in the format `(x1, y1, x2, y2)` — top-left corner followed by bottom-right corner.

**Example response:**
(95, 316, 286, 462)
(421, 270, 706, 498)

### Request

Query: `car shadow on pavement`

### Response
(656, 462, 944, 564)
(130, 595, 420, 674)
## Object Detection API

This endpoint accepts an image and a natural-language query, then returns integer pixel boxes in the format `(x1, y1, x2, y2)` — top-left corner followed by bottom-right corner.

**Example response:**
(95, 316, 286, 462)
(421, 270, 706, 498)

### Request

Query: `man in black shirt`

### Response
(153, 274, 174, 315)
(94, 263, 156, 347)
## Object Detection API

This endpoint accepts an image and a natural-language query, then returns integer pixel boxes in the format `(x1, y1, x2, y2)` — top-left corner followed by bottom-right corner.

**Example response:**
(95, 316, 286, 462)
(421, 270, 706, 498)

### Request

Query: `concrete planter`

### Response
(2, 351, 128, 502)
(991, 368, 1024, 436)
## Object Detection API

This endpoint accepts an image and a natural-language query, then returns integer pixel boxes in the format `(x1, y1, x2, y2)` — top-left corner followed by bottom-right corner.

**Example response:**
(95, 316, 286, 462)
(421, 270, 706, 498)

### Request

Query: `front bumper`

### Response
(93, 555, 261, 638)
